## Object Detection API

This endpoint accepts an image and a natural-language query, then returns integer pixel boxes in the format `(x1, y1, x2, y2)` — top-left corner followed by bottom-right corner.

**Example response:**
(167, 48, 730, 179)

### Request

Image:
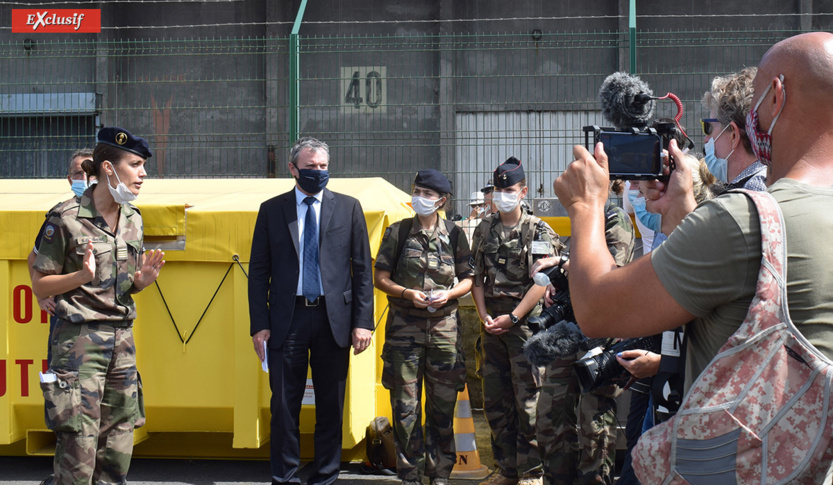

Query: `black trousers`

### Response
(268, 298, 350, 485)
(617, 387, 651, 485)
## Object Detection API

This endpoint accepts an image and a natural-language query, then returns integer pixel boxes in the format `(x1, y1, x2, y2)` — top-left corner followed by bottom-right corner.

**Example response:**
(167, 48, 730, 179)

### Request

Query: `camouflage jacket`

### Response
(605, 202, 636, 267)
(33, 190, 144, 324)
(471, 211, 564, 300)
(375, 215, 473, 308)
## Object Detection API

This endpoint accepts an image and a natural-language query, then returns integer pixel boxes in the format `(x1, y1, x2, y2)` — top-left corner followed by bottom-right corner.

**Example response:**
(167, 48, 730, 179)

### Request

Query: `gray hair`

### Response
(289, 137, 330, 165)
(69, 148, 93, 174)
(701, 67, 757, 152)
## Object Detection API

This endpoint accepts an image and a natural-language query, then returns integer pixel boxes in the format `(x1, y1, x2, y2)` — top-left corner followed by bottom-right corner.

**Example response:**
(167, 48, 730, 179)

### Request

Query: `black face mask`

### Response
(294, 165, 329, 194)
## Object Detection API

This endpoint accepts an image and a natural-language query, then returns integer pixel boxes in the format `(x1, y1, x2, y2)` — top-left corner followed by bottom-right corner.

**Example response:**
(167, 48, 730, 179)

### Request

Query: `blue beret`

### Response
(494, 157, 524, 188)
(96, 127, 152, 159)
(413, 169, 452, 194)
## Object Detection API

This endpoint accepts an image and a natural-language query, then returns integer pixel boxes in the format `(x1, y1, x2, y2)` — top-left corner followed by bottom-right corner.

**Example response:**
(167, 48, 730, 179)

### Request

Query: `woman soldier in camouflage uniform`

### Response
(471, 157, 565, 485)
(374, 169, 474, 485)
(31, 127, 165, 485)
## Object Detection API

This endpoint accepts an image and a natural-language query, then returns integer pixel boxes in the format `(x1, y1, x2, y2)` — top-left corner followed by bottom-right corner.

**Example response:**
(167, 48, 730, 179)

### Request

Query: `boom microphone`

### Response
(599, 72, 655, 131)
(523, 320, 585, 366)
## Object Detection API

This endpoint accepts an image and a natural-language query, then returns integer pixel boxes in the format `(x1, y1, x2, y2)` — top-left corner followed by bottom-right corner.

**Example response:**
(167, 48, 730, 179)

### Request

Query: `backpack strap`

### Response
(520, 215, 541, 270)
(391, 217, 461, 277)
(728, 189, 787, 340)
(389, 218, 414, 277)
(443, 218, 461, 260)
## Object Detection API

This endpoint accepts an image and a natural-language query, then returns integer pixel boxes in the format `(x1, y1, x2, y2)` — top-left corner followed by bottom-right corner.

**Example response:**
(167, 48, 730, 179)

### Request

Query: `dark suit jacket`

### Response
(248, 188, 374, 348)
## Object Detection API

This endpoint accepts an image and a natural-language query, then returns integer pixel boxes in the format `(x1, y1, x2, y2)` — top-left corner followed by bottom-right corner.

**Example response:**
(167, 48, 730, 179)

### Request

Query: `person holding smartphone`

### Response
(374, 169, 473, 485)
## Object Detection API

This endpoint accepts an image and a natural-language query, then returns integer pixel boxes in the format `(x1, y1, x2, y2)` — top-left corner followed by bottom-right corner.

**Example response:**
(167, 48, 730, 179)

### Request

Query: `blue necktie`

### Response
(303, 196, 320, 302)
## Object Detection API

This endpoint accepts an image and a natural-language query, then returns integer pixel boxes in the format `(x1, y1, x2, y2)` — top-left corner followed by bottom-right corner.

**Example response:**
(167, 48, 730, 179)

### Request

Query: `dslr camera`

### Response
(527, 255, 573, 334)
(574, 335, 662, 393)
(525, 252, 664, 394)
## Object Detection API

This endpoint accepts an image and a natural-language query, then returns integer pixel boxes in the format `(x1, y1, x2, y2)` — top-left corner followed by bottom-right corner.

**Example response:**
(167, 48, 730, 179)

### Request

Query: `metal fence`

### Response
(0, 26, 803, 215)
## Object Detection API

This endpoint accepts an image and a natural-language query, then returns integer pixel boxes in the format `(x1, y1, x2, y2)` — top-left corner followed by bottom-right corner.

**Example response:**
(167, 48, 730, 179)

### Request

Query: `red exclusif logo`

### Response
(12, 9, 101, 33)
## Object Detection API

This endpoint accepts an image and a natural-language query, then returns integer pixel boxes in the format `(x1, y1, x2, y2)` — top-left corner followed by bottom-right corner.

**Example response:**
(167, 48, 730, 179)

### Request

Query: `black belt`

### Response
(296, 295, 325, 307)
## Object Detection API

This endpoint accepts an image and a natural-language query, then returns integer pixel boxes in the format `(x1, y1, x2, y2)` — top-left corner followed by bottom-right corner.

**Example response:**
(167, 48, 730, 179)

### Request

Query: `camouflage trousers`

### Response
(42, 319, 144, 485)
(381, 305, 467, 481)
(537, 356, 621, 485)
(480, 300, 543, 479)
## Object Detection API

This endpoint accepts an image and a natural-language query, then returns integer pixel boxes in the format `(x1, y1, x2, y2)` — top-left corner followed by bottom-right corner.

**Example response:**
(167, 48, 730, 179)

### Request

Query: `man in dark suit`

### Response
(249, 137, 374, 485)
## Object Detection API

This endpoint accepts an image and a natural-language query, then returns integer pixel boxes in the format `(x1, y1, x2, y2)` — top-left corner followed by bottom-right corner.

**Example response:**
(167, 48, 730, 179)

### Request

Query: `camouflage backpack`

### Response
(633, 190, 833, 484)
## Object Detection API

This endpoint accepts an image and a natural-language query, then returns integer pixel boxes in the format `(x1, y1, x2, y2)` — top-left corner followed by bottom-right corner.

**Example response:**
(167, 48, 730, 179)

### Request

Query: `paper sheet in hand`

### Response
(262, 341, 269, 372)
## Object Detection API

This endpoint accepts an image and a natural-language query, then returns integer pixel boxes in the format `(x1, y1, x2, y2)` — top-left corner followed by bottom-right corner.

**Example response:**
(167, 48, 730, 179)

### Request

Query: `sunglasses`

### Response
(701, 118, 721, 136)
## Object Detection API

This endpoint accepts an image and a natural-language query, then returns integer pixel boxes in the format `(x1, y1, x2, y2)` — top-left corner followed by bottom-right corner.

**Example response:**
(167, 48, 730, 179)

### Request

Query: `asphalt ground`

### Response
(0, 413, 498, 485)
(0, 410, 628, 484)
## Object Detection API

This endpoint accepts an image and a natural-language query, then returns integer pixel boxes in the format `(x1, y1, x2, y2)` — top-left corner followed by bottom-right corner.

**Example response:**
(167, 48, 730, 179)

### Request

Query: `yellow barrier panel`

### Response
(0, 178, 412, 459)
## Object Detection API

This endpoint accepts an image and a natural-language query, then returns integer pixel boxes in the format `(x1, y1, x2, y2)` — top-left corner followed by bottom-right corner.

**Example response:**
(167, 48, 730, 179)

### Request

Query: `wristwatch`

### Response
(509, 312, 520, 325)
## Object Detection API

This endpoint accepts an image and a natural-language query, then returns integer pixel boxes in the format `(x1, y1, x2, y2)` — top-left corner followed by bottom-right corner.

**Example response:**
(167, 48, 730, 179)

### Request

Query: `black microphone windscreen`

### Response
(523, 320, 585, 366)
(599, 72, 655, 131)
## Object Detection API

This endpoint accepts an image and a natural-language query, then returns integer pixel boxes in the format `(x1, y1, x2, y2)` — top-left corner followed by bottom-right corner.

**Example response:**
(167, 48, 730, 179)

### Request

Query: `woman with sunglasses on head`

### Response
(31, 127, 164, 485)
(374, 169, 474, 485)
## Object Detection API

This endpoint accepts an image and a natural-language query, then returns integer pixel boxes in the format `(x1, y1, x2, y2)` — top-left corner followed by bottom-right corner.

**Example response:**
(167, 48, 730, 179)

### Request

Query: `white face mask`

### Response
(107, 167, 137, 204)
(704, 123, 732, 183)
(492, 191, 520, 213)
(411, 195, 440, 216)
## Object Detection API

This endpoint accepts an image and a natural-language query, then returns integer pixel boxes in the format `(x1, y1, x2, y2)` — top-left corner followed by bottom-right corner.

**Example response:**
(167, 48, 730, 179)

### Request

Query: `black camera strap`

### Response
(651, 326, 687, 418)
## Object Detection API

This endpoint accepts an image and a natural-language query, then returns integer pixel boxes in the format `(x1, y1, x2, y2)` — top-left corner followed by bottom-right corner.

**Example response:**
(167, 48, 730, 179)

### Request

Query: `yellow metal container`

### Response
(0, 178, 412, 459)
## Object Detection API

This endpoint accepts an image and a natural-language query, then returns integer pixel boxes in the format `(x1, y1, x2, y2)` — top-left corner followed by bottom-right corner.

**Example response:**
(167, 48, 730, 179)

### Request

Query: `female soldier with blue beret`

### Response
(374, 169, 474, 485)
(32, 127, 164, 485)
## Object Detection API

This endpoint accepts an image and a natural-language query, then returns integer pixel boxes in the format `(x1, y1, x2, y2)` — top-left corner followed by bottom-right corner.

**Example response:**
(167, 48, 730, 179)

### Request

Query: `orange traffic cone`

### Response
(450, 384, 490, 479)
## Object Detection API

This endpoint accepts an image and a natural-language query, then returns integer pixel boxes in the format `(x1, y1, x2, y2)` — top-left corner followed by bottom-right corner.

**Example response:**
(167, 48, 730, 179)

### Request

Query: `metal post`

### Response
(289, 0, 309, 144)
(629, 0, 637, 74)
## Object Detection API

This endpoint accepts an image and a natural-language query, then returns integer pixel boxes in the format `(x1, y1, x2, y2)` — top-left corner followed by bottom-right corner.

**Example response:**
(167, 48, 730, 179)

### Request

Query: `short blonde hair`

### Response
(679, 153, 719, 203)
(701, 67, 757, 153)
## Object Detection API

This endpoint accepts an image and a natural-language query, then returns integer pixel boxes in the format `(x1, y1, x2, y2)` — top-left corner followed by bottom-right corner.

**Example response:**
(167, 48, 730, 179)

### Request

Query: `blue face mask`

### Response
(631, 196, 662, 234)
(703, 123, 732, 183)
(653, 232, 668, 248)
(294, 166, 329, 194)
(71, 179, 87, 198)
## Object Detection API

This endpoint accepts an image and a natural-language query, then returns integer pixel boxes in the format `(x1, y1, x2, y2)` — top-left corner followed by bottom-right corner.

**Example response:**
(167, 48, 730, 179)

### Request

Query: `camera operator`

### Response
(618, 75, 763, 480)
(530, 180, 635, 485)
(471, 157, 565, 485)
(615, 152, 720, 485)
(552, 28, 833, 422)
(615, 74, 761, 483)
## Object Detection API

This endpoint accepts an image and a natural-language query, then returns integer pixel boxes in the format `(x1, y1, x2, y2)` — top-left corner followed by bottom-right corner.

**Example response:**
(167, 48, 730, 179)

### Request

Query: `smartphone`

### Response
(598, 131, 664, 180)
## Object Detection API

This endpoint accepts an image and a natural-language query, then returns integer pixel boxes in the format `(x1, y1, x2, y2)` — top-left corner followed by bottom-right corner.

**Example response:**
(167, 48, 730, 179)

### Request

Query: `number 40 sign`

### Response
(340, 66, 386, 114)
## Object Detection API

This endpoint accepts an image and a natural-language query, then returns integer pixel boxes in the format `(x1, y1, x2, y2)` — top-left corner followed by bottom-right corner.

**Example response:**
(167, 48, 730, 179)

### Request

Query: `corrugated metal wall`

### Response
(454, 110, 606, 213)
